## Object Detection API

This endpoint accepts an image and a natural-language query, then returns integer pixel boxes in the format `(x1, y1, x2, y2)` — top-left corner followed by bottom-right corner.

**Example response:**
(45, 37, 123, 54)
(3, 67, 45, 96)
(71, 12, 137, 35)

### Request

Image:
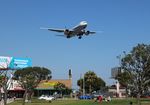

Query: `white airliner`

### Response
(41, 21, 96, 39)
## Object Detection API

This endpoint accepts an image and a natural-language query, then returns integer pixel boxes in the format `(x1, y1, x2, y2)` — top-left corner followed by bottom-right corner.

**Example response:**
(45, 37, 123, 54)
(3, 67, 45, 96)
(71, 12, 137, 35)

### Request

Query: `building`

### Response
(35, 69, 72, 96)
(34, 79, 72, 96)
(110, 67, 126, 98)
(7, 79, 25, 98)
(111, 67, 122, 79)
(6, 69, 72, 98)
(108, 83, 126, 98)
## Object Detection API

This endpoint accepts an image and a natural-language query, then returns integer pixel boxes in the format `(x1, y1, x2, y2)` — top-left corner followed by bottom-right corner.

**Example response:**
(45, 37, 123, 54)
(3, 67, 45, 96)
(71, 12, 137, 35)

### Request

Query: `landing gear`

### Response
(67, 35, 71, 38)
(78, 36, 82, 39)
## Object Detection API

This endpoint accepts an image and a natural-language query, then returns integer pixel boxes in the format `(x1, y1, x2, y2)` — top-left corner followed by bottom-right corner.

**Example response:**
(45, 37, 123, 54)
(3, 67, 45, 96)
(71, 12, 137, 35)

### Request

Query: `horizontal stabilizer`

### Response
(55, 35, 65, 37)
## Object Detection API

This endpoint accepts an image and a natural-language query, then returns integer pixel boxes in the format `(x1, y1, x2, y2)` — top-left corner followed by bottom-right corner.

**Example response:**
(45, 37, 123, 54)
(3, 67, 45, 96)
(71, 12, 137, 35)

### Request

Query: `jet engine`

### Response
(85, 31, 90, 35)
(64, 29, 70, 35)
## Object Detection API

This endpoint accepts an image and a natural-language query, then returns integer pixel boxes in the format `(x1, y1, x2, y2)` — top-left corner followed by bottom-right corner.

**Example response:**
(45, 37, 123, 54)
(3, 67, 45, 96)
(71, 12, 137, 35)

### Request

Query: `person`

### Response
(94, 97, 97, 102)
(98, 95, 103, 103)
(107, 96, 111, 102)
(13, 96, 16, 101)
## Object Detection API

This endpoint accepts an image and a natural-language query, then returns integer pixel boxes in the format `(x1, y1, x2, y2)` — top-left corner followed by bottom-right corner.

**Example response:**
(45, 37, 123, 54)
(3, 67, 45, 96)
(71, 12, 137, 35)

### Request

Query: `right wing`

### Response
(40, 27, 65, 33)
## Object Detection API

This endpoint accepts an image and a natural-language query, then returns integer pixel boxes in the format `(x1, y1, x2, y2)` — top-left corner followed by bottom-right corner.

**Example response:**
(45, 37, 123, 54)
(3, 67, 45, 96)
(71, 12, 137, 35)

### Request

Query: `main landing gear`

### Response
(78, 36, 82, 39)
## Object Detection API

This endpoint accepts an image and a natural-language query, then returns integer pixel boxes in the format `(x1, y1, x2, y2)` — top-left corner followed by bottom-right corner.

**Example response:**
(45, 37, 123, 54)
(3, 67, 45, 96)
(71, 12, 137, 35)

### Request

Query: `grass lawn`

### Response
(8, 98, 150, 105)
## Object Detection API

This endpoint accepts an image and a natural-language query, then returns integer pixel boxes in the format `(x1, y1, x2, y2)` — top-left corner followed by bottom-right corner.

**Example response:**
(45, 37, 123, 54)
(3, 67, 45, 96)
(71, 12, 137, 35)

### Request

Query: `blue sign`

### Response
(9, 57, 32, 69)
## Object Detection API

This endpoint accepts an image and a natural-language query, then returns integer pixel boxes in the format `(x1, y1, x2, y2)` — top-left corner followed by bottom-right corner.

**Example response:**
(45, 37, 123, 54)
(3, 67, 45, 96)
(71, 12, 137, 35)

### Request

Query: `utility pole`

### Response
(116, 55, 121, 98)
(83, 74, 85, 96)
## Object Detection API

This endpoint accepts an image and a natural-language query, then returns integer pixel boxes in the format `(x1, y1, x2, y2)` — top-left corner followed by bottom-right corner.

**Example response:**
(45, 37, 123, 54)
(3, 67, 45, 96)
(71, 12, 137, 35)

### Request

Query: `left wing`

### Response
(40, 27, 64, 33)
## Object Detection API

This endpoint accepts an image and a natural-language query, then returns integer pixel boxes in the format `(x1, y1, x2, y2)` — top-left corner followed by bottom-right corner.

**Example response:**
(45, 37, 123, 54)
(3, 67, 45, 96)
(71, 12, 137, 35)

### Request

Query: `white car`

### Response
(38, 95, 55, 101)
(38, 95, 46, 100)
(44, 96, 55, 101)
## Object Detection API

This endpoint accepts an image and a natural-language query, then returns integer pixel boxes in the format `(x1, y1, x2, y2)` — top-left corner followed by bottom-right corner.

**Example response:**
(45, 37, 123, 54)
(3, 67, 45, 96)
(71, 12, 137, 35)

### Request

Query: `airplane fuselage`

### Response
(72, 21, 87, 34)
(64, 21, 88, 38)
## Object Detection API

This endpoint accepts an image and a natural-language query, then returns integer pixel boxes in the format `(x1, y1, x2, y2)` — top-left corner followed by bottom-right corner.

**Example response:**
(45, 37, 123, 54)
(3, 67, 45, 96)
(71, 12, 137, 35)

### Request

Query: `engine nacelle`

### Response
(85, 31, 90, 35)
(64, 29, 70, 35)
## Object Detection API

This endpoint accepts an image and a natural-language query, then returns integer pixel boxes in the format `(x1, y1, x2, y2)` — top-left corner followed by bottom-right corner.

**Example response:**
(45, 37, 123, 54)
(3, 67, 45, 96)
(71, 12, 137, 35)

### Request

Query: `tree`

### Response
(14, 66, 51, 105)
(0, 61, 10, 105)
(0, 76, 2, 101)
(77, 78, 84, 94)
(120, 44, 150, 105)
(0, 72, 9, 105)
(54, 82, 69, 97)
(85, 71, 97, 94)
(93, 77, 106, 91)
(0, 75, 7, 102)
(77, 71, 106, 94)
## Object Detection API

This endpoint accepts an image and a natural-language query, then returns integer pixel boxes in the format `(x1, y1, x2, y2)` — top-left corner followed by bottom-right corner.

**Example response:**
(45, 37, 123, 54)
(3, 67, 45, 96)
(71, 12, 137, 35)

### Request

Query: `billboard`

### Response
(0, 56, 32, 70)
(111, 67, 121, 78)
(10, 57, 32, 69)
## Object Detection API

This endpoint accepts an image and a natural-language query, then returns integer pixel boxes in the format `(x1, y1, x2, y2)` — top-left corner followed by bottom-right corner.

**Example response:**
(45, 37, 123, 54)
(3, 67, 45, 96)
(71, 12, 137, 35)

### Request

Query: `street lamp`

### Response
(83, 74, 85, 95)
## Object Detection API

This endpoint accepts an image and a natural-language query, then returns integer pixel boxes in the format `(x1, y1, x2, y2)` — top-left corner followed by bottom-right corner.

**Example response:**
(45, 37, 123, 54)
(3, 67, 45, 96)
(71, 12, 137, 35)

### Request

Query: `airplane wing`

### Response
(40, 27, 64, 32)
(89, 31, 96, 34)
(48, 28, 64, 32)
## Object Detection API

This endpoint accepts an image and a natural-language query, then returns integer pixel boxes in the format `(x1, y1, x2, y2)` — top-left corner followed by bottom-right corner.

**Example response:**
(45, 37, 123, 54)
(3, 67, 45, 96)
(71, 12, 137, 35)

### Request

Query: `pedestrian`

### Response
(107, 96, 111, 102)
(98, 95, 103, 103)
(13, 96, 16, 101)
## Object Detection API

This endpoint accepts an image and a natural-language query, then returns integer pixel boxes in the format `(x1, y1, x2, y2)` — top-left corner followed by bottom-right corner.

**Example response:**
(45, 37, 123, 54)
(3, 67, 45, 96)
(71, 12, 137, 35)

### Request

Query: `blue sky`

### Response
(0, 0, 150, 89)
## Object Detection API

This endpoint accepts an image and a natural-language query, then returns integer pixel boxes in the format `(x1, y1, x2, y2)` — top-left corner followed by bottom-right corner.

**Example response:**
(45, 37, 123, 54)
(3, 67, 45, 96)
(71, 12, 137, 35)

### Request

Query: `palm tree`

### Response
(77, 71, 106, 94)
(84, 71, 97, 94)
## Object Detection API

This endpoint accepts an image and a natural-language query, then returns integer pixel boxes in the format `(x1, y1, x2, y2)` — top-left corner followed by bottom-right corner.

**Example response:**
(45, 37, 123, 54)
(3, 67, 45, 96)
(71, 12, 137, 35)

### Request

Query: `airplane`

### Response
(41, 21, 96, 39)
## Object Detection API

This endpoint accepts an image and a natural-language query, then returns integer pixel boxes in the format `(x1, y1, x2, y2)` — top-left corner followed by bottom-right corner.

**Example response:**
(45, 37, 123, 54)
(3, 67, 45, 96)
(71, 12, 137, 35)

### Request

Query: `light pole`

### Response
(116, 55, 121, 97)
(83, 74, 85, 96)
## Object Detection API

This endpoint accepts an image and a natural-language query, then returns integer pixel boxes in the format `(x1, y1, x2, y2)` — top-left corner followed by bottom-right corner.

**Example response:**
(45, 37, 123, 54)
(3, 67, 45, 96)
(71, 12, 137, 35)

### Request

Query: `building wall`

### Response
(36, 79, 72, 90)
(108, 88, 126, 98)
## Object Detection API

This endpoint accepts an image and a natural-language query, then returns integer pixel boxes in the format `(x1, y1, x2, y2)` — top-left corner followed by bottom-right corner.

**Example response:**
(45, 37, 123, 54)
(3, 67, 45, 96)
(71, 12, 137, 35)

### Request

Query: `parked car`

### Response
(79, 95, 92, 99)
(38, 95, 55, 101)
(44, 96, 55, 101)
(38, 95, 45, 100)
